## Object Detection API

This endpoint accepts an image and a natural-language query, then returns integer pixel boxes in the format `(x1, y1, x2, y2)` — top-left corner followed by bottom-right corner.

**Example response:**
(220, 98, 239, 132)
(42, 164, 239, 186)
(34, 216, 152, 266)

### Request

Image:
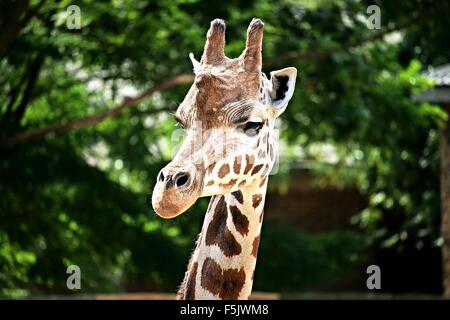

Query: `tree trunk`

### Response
(441, 103, 450, 297)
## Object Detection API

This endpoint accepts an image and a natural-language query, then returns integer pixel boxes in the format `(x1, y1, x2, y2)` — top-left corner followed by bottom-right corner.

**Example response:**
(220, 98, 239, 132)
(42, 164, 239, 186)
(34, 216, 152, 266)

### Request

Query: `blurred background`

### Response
(1, 0, 449, 299)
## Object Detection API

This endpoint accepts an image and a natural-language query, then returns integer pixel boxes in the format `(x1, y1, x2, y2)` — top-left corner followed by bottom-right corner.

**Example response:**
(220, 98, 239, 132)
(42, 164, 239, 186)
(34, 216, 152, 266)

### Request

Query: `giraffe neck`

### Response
(178, 179, 267, 300)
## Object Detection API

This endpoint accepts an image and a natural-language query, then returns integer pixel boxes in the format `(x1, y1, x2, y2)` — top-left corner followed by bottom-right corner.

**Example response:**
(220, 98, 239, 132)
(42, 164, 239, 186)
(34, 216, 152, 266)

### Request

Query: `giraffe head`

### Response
(152, 18, 297, 218)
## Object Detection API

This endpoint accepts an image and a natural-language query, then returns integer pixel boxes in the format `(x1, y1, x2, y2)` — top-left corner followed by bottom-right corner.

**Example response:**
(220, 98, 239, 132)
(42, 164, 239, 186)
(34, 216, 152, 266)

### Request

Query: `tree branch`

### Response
(0, 0, 46, 57)
(0, 74, 194, 150)
(4, 68, 28, 118)
(12, 56, 43, 123)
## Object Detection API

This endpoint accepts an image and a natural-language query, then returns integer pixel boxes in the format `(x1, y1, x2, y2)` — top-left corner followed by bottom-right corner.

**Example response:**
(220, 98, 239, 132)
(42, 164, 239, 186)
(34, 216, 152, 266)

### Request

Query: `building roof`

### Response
(422, 64, 450, 86)
(414, 64, 450, 103)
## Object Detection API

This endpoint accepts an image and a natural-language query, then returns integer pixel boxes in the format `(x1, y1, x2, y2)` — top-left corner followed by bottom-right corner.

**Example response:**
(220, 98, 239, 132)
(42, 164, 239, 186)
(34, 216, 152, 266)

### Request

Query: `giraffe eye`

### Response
(241, 121, 264, 136)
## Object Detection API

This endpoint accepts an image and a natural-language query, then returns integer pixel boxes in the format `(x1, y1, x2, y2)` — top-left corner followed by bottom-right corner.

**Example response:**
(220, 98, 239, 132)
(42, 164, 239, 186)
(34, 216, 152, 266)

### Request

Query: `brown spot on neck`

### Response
(219, 178, 237, 189)
(201, 257, 246, 300)
(218, 163, 230, 178)
(233, 157, 241, 174)
(252, 235, 260, 258)
(205, 196, 242, 257)
(184, 262, 198, 300)
(269, 143, 274, 161)
(252, 194, 263, 208)
(207, 163, 215, 174)
(243, 154, 254, 174)
(229, 205, 250, 236)
(263, 132, 268, 144)
(251, 164, 264, 175)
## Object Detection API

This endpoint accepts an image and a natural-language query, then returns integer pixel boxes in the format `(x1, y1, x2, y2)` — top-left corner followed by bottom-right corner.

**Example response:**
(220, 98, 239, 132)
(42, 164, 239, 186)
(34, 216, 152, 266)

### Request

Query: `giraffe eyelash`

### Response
(239, 121, 264, 136)
(173, 115, 186, 128)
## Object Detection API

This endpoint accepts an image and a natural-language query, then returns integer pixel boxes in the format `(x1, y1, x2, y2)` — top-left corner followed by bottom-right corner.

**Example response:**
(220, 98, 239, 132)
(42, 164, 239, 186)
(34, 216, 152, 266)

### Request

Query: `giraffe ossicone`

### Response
(151, 18, 297, 300)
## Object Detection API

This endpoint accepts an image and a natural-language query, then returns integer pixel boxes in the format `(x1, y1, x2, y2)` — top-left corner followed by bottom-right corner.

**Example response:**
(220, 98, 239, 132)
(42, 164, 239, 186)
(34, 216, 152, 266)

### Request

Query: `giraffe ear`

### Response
(267, 67, 297, 115)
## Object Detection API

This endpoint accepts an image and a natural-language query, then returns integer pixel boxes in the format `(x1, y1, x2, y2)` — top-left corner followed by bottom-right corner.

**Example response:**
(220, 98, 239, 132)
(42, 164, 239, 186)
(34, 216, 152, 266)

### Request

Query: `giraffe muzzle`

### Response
(151, 165, 203, 219)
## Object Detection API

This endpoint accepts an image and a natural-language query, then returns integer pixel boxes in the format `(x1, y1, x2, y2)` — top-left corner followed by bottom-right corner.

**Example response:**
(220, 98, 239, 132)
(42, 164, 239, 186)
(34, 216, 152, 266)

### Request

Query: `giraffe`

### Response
(151, 18, 297, 300)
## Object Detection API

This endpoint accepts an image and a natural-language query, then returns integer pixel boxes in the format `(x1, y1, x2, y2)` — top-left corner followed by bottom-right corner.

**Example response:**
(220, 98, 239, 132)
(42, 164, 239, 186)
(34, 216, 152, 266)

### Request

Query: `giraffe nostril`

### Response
(158, 171, 165, 182)
(174, 172, 190, 188)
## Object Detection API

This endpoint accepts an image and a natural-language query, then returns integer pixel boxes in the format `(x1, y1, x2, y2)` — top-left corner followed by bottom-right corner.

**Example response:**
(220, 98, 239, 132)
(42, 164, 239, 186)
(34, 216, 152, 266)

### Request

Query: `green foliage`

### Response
(255, 224, 364, 292)
(0, 0, 449, 296)
(308, 61, 446, 250)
